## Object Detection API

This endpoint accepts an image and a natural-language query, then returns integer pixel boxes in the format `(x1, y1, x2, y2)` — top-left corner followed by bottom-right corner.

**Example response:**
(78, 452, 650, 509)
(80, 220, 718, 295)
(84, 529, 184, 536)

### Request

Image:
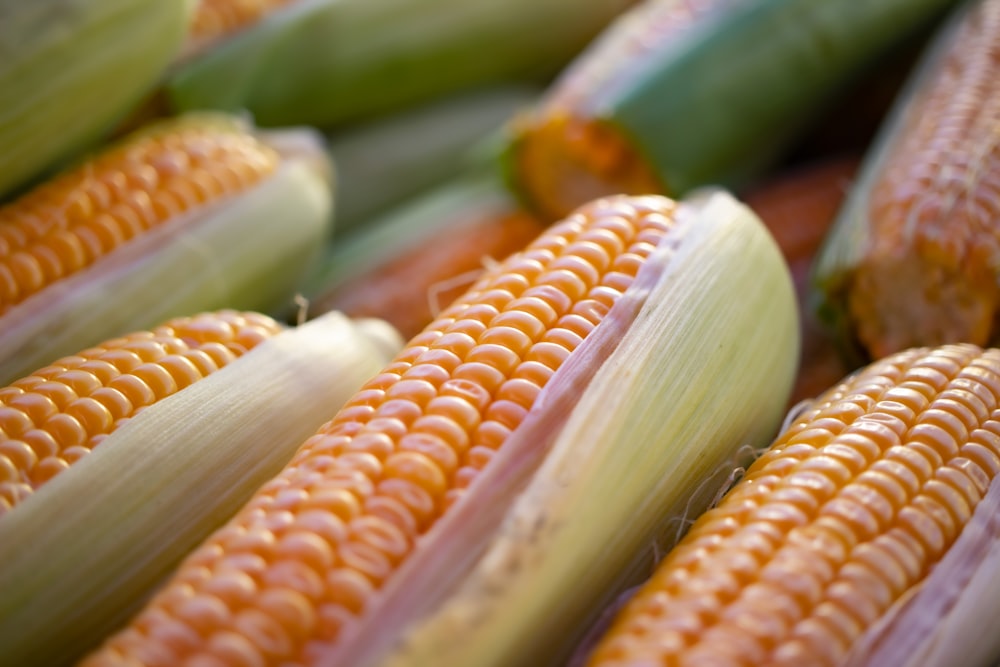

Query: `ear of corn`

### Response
(304, 173, 547, 339)
(0, 112, 333, 384)
(162, 0, 635, 128)
(580, 342, 1000, 667)
(80, 189, 796, 667)
(813, 0, 1000, 362)
(503, 0, 959, 221)
(338, 189, 798, 667)
(328, 86, 539, 232)
(0, 310, 285, 515)
(0, 0, 194, 198)
(0, 310, 402, 667)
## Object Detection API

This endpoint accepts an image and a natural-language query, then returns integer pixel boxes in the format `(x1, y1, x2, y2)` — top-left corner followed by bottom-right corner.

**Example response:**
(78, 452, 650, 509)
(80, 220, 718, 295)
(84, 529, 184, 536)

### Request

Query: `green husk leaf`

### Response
(0, 0, 195, 198)
(0, 311, 402, 667)
(329, 85, 538, 231)
(164, 0, 633, 127)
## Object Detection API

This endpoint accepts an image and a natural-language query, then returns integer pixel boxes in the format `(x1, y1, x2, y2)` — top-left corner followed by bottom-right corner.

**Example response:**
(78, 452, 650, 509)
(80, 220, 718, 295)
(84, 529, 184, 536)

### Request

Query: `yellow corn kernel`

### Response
(81, 196, 680, 666)
(585, 343, 1000, 667)
(0, 116, 278, 316)
(0, 311, 283, 515)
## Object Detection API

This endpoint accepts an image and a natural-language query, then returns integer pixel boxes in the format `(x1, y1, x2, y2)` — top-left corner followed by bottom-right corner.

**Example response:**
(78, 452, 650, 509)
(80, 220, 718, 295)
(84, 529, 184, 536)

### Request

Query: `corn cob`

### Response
(503, 0, 959, 222)
(0, 310, 402, 667)
(163, 0, 635, 128)
(813, 0, 1000, 362)
(305, 174, 547, 340)
(0, 0, 194, 198)
(581, 342, 1000, 667)
(328, 86, 539, 231)
(0, 112, 332, 384)
(82, 190, 798, 667)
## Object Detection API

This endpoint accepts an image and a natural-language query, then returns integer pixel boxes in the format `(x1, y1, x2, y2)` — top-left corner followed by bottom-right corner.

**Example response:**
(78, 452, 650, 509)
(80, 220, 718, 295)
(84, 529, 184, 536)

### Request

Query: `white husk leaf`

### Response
(0, 311, 401, 667)
(327, 190, 800, 667)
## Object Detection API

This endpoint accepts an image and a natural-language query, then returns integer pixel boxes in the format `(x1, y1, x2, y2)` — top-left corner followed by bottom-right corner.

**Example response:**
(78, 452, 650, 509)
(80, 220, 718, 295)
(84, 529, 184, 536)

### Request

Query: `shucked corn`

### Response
(0, 111, 332, 384)
(0, 116, 277, 315)
(81, 195, 679, 665)
(0, 311, 283, 515)
(585, 343, 1000, 666)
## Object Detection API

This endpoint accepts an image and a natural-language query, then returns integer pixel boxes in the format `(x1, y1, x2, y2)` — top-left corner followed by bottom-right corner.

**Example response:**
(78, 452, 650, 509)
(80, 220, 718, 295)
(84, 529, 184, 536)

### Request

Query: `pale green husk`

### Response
(322, 190, 801, 667)
(0, 0, 194, 198)
(0, 311, 403, 667)
(165, 0, 632, 127)
(329, 85, 538, 230)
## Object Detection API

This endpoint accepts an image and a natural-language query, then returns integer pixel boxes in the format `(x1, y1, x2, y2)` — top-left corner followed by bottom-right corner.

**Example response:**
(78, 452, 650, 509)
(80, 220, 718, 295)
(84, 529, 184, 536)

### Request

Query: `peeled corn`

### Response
(0, 310, 283, 515)
(82, 190, 798, 667)
(582, 342, 1000, 667)
(0, 112, 333, 383)
(0, 310, 402, 667)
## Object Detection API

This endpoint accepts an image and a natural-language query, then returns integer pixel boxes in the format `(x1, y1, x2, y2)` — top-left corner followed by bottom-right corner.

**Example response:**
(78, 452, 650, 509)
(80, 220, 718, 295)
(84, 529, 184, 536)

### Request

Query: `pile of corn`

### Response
(2, 0, 1000, 665)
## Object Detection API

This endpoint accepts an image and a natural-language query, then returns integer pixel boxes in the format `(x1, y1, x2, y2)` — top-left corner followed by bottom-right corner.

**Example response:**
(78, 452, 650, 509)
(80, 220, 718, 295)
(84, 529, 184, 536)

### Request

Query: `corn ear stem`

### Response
(0, 311, 402, 667)
(329, 86, 539, 231)
(504, 0, 959, 221)
(319, 190, 800, 667)
(0, 0, 194, 198)
(164, 0, 635, 128)
(0, 119, 333, 385)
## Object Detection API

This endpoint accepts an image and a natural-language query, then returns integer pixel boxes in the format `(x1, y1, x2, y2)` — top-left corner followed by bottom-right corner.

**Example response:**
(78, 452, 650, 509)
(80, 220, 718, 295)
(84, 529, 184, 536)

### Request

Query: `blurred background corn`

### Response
(583, 342, 1000, 666)
(186, 0, 297, 58)
(326, 86, 539, 232)
(0, 0, 194, 198)
(0, 310, 283, 515)
(303, 173, 547, 340)
(0, 112, 332, 383)
(814, 0, 1000, 362)
(503, 0, 958, 221)
(163, 0, 636, 128)
(743, 154, 861, 405)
